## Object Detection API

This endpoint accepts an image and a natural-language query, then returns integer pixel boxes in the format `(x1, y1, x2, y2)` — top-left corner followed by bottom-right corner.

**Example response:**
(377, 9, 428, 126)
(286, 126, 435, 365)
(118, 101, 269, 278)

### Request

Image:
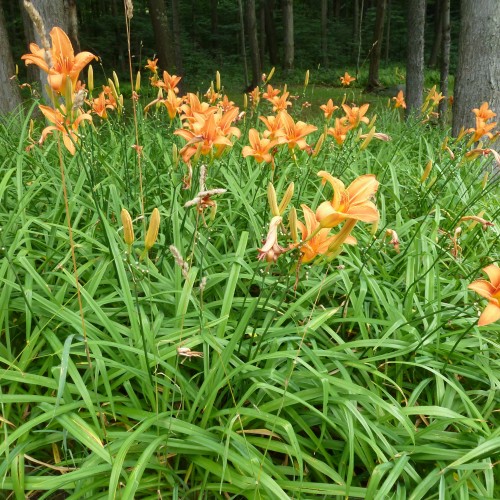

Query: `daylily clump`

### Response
(256, 172, 380, 266)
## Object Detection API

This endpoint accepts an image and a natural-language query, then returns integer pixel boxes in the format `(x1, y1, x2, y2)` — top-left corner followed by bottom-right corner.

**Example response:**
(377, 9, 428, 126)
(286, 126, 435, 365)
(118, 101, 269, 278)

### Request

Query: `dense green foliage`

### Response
(0, 66, 499, 497)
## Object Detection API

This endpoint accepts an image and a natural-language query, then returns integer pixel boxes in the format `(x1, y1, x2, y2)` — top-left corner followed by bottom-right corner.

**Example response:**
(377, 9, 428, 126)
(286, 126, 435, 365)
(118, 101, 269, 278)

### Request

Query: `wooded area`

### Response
(1, 0, 499, 131)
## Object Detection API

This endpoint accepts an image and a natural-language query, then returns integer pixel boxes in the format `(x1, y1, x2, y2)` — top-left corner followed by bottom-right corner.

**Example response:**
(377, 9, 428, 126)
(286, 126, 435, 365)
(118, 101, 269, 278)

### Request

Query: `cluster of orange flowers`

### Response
(468, 102, 498, 143)
(21, 27, 122, 154)
(258, 172, 380, 265)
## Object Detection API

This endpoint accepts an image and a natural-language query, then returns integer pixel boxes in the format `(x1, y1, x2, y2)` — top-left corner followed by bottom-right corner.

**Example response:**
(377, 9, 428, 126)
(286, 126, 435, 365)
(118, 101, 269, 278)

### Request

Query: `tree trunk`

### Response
(148, 0, 173, 71)
(171, 0, 183, 76)
(384, 0, 390, 64)
(428, 0, 442, 68)
(321, 0, 328, 67)
(405, 0, 426, 115)
(438, 0, 450, 123)
(353, 0, 361, 62)
(452, 0, 500, 136)
(263, 0, 278, 66)
(366, 0, 386, 91)
(237, 0, 249, 88)
(246, 0, 261, 88)
(0, 2, 22, 113)
(282, 0, 294, 71)
(210, 0, 218, 54)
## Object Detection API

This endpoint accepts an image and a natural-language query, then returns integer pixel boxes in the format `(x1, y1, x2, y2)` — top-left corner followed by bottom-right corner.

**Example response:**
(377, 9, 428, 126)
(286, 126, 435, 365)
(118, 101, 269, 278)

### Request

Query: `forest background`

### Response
(4, 0, 459, 97)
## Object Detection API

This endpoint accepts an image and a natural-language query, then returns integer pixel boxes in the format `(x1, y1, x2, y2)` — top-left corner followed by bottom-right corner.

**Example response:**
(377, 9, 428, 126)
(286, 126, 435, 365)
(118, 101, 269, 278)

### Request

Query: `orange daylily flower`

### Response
(472, 102, 496, 121)
(174, 107, 240, 163)
(180, 93, 217, 123)
(21, 27, 97, 93)
(468, 118, 497, 142)
(392, 90, 407, 109)
(38, 104, 92, 155)
(262, 84, 281, 100)
(154, 70, 182, 94)
(145, 58, 159, 74)
(163, 89, 183, 120)
(468, 264, 500, 326)
(340, 72, 356, 86)
(277, 111, 317, 151)
(316, 171, 379, 228)
(327, 118, 350, 145)
(249, 86, 261, 106)
(219, 95, 235, 112)
(269, 92, 292, 112)
(259, 115, 285, 140)
(295, 205, 355, 263)
(91, 91, 111, 118)
(320, 99, 339, 120)
(341, 103, 370, 129)
(242, 129, 277, 164)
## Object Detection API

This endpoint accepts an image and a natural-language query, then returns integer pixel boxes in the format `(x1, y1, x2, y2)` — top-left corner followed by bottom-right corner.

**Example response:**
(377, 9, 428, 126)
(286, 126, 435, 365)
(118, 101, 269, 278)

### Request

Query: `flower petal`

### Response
(482, 265, 500, 289)
(478, 301, 500, 326)
(347, 174, 379, 204)
(468, 279, 495, 300)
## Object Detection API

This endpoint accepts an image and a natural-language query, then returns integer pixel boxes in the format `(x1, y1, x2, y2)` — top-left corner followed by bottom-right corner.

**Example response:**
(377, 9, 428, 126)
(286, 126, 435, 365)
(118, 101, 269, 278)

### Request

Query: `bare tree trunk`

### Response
(438, 0, 450, 124)
(148, 0, 173, 71)
(237, 0, 249, 88)
(171, 0, 183, 76)
(259, 5, 266, 67)
(405, 0, 426, 115)
(282, 0, 294, 71)
(428, 0, 442, 67)
(366, 0, 386, 91)
(452, 0, 500, 136)
(384, 0, 390, 64)
(0, 2, 22, 113)
(321, 0, 328, 67)
(210, 0, 218, 55)
(246, 0, 261, 88)
(353, 0, 361, 61)
(263, 0, 278, 66)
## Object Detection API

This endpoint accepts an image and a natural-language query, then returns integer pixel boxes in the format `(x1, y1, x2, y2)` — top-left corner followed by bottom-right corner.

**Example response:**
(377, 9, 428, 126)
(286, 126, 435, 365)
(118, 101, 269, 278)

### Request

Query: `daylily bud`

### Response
(360, 126, 376, 150)
(481, 172, 488, 189)
(113, 71, 120, 95)
(278, 182, 294, 215)
(267, 67, 275, 83)
(420, 160, 433, 183)
(427, 175, 437, 189)
(88, 65, 94, 94)
(64, 75, 73, 110)
(304, 70, 310, 89)
(267, 182, 280, 217)
(289, 207, 299, 243)
(312, 133, 325, 157)
(216, 70, 221, 92)
(135, 71, 141, 92)
(368, 114, 377, 128)
(243, 93, 248, 110)
(144, 208, 160, 251)
(121, 208, 134, 246)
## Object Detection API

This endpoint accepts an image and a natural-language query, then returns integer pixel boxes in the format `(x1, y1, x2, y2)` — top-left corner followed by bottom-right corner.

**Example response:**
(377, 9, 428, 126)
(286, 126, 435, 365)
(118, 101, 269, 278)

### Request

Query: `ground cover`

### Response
(0, 30, 499, 498)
